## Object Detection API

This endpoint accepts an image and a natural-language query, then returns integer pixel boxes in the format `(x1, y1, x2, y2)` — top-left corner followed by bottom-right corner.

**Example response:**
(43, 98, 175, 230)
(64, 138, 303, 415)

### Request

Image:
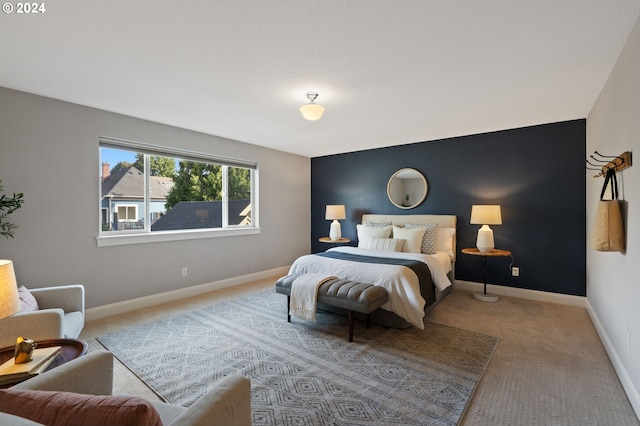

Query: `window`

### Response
(98, 137, 258, 245)
(116, 205, 138, 221)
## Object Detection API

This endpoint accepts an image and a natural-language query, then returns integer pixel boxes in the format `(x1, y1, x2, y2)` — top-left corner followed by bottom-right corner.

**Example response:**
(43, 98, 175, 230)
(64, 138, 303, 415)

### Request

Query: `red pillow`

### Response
(18, 286, 39, 312)
(0, 389, 163, 426)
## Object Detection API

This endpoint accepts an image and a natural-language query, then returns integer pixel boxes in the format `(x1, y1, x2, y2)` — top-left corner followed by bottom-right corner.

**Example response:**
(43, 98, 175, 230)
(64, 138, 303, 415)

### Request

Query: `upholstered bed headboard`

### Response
(362, 214, 456, 228)
(361, 214, 457, 261)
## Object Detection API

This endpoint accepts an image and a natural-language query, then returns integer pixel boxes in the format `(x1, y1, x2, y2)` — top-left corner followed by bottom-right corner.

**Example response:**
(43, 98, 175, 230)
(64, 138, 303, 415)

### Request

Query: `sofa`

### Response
(0, 350, 252, 425)
(0, 285, 85, 349)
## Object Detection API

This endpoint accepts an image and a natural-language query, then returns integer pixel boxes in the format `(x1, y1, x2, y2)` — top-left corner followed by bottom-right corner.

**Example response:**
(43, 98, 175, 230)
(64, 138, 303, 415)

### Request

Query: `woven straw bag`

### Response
(591, 168, 624, 252)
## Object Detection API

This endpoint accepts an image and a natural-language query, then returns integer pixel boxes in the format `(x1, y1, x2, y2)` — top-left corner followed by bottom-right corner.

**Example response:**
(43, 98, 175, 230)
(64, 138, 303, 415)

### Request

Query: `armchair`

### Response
(0, 285, 85, 348)
(1, 350, 252, 426)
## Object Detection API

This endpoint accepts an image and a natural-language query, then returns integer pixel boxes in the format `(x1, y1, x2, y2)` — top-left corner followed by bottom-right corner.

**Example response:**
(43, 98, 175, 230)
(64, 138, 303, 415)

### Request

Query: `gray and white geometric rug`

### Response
(97, 289, 499, 425)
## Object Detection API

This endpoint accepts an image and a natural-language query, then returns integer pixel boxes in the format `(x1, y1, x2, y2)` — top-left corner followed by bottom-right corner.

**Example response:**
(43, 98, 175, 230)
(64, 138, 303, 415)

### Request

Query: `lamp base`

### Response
(329, 220, 342, 241)
(476, 225, 495, 252)
(473, 292, 499, 303)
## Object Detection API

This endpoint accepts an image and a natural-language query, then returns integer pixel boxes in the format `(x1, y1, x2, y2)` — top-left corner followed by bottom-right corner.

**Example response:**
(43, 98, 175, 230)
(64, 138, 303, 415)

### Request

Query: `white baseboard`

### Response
(86, 273, 638, 420)
(86, 266, 289, 321)
(454, 280, 638, 419)
(453, 280, 586, 307)
(585, 300, 640, 420)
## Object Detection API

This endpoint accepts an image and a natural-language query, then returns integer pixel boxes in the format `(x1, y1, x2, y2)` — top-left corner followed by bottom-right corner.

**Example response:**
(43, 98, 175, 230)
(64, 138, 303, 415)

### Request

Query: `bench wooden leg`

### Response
(348, 310, 354, 342)
(287, 296, 291, 322)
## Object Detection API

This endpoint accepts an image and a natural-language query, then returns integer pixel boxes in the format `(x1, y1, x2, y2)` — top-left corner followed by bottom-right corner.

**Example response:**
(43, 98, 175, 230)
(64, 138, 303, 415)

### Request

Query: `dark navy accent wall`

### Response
(311, 119, 586, 296)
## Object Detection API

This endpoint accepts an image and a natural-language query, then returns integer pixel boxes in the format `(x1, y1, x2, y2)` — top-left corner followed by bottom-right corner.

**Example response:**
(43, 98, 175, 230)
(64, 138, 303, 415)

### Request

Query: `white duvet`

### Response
(288, 246, 452, 329)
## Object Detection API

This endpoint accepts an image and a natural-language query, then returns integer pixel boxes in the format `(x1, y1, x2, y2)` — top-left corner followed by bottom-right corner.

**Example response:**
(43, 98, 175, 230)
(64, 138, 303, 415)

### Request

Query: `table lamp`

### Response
(0, 259, 20, 319)
(470, 205, 502, 252)
(325, 205, 346, 241)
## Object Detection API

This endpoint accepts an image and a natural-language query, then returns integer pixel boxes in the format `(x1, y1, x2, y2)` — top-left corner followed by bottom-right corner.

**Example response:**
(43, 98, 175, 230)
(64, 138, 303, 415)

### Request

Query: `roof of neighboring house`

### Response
(102, 166, 174, 199)
(151, 200, 251, 231)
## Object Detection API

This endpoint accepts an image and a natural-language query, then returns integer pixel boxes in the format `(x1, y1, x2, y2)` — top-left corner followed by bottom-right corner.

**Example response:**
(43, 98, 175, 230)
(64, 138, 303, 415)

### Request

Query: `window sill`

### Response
(97, 227, 261, 247)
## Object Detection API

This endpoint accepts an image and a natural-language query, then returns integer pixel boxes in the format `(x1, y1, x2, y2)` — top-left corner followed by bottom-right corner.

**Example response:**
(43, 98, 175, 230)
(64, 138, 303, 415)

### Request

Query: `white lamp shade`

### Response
(470, 205, 502, 225)
(0, 260, 20, 319)
(299, 103, 325, 121)
(325, 205, 346, 220)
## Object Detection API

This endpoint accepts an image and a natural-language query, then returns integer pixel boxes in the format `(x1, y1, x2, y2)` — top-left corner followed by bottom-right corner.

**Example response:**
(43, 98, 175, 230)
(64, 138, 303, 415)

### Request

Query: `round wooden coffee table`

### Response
(0, 338, 88, 387)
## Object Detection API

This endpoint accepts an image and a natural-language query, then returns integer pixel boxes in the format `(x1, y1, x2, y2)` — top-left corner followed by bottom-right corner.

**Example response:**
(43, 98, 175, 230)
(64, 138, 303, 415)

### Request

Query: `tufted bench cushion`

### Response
(275, 274, 389, 342)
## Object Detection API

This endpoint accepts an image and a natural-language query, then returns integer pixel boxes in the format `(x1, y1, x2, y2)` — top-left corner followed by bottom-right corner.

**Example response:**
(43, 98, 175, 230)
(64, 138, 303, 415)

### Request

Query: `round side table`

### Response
(0, 338, 88, 388)
(319, 237, 350, 243)
(319, 237, 350, 248)
(461, 248, 512, 302)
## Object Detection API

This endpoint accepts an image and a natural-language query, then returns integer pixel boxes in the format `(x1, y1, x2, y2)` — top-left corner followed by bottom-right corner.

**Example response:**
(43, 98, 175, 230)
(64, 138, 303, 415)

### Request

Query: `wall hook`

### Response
(585, 151, 631, 178)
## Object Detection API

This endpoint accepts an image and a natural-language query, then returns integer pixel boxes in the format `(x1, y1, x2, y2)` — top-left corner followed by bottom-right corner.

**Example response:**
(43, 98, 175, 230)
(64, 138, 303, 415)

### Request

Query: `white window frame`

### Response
(115, 204, 138, 222)
(97, 137, 260, 247)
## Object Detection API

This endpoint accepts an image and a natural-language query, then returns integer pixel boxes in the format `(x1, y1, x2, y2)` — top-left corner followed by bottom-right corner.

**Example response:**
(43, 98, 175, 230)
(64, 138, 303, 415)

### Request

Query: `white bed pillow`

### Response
(392, 225, 426, 253)
(436, 227, 456, 259)
(363, 237, 404, 252)
(356, 224, 393, 248)
(405, 223, 438, 254)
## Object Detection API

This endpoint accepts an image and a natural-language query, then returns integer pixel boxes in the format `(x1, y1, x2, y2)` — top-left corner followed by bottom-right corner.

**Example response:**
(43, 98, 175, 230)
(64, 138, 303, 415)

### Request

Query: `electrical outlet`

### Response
(181, 267, 188, 277)
(511, 266, 520, 277)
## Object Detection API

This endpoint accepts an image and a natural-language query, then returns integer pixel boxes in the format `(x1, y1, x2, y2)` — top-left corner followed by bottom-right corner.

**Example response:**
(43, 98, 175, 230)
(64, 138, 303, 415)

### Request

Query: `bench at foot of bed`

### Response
(275, 274, 389, 342)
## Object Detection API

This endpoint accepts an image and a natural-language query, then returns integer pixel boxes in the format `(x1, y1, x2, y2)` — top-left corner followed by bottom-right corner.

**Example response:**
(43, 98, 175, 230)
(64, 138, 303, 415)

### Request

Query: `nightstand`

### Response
(319, 237, 350, 247)
(461, 248, 511, 302)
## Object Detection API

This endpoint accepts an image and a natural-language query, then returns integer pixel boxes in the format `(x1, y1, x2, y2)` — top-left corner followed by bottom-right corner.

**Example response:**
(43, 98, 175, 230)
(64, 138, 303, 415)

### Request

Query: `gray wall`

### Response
(587, 13, 640, 416)
(0, 87, 310, 309)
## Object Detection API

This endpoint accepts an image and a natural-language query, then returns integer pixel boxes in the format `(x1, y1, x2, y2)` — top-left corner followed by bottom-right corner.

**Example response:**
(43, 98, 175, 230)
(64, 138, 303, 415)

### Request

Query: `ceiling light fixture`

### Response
(299, 92, 325, 121)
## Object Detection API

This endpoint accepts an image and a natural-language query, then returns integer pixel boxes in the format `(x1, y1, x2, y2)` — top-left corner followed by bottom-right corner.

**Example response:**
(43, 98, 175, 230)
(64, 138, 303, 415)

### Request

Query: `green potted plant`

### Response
(0, 181, 24, 238)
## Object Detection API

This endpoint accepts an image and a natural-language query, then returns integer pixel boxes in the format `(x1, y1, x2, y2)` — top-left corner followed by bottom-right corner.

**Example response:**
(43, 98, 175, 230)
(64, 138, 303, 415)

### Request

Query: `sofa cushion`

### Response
(18, 286, 39, 312)
(0, 412, 43, 425)
(149, 400, 186, 424)
(63, 311, 85, 338)
(0, 389, 163, 426)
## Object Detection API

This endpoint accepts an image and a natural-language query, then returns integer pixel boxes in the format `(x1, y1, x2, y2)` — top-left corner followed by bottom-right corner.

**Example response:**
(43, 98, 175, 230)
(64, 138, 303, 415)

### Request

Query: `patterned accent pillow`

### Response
(363, 221, 392, 228)
(18, 286, 39, 312)
(405, 223, 438, 255)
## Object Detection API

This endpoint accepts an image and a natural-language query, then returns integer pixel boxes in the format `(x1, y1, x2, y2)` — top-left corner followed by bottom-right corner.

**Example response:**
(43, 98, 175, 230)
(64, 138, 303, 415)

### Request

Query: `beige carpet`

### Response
(96, 289, 498, 425)
(82, 278, 639, 425)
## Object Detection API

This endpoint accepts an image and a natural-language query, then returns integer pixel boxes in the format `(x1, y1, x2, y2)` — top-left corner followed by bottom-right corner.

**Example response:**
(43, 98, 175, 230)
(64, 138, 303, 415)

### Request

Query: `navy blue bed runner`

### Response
(315, 251, 435, 305)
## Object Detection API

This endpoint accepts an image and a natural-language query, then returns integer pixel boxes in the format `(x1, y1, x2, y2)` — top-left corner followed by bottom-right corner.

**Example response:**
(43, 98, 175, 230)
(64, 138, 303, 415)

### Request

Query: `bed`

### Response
(288, 214, 457, 329)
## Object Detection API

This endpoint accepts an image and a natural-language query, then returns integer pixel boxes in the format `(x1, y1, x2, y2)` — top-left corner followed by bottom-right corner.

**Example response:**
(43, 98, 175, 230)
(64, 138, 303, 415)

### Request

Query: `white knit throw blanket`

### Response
(290, 274, 337, 322)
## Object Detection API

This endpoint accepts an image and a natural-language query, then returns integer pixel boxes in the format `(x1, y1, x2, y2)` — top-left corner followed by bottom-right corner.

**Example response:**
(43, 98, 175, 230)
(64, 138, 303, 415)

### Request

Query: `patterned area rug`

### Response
(97, 289, 498, 425)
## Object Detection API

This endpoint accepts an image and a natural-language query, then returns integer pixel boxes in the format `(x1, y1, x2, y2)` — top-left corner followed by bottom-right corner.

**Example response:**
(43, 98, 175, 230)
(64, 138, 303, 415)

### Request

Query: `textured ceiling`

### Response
(2, 1, 639, 157)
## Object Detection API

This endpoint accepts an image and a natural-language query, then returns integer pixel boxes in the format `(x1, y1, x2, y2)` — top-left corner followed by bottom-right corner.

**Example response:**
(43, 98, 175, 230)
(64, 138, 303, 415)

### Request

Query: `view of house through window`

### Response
(100, 139, 256, 235)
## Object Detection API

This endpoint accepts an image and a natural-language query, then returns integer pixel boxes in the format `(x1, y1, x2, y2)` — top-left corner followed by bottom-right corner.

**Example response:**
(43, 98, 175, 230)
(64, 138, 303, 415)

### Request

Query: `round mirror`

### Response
(387, 168, 428, 209)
